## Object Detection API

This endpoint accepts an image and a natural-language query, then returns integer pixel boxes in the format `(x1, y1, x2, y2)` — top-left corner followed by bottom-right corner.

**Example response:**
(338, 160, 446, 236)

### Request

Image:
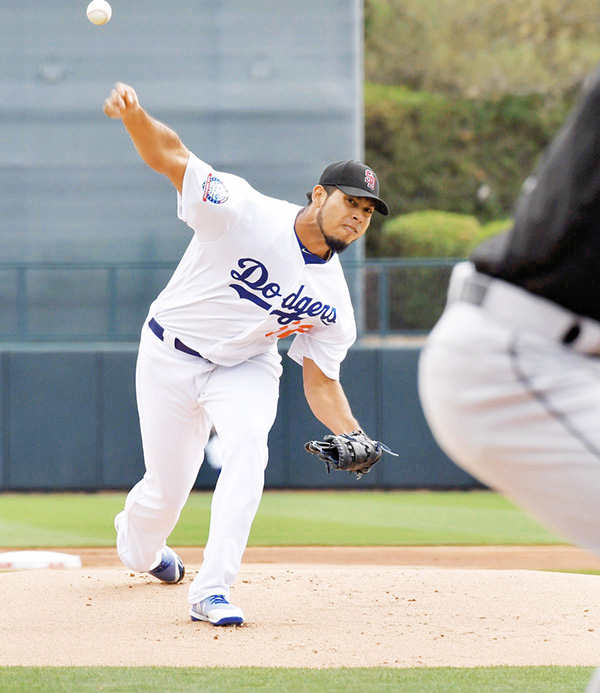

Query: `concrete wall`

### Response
(0, 343, 481, 491)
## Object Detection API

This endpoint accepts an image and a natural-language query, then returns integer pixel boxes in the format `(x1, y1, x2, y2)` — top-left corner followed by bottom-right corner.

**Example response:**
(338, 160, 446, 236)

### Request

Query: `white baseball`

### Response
(86, 0, 112, 25)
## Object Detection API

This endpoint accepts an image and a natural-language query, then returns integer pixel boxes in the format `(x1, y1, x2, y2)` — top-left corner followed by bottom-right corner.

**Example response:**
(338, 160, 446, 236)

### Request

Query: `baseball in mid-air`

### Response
(86, 0, 112, 25)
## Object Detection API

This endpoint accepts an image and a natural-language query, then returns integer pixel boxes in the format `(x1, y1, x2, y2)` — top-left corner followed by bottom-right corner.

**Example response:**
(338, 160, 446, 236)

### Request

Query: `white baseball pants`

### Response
(115, 322, 281, 604)
(418, 263, 600, 555)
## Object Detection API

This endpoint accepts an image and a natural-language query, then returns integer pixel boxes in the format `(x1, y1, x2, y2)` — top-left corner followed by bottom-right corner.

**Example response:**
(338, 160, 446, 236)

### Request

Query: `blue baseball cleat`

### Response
(148, 547, 185, 584)
(190, 595, 245, 626)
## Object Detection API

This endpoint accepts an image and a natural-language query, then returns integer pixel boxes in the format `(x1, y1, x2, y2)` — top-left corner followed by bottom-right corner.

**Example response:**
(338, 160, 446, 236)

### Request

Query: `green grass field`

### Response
(0, 489, 562, 548)
(0, 490, 589, 692)
(0, 666, 594, 692)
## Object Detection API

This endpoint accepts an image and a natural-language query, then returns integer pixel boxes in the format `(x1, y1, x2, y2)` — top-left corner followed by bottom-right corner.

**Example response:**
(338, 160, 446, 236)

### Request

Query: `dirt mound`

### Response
(2, 564, 600, 667)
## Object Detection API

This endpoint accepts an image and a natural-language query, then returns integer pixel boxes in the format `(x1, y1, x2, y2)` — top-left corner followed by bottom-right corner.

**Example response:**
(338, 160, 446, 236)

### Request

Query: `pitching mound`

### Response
(2, 565, 600, 667)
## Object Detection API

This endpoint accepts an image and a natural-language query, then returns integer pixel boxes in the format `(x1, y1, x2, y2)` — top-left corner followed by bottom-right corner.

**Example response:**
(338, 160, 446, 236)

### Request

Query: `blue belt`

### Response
(148, 318, 203, 358)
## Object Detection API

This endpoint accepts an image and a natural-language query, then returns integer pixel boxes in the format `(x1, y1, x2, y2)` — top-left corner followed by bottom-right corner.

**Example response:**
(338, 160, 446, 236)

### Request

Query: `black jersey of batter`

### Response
(472, 66, 600, 322)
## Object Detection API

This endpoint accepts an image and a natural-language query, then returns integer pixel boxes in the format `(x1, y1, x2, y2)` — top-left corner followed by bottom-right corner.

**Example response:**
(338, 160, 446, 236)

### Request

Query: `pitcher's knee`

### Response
(236, 425, 269, 451)
(220, 432, 269, 469)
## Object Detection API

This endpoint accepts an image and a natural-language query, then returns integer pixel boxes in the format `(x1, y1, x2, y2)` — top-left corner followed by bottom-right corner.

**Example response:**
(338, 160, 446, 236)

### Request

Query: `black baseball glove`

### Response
(304, 429, 398, 479)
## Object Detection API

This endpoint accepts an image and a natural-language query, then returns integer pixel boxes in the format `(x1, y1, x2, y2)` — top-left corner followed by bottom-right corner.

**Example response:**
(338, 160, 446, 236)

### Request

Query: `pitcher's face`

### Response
(315, 188, 374, 253)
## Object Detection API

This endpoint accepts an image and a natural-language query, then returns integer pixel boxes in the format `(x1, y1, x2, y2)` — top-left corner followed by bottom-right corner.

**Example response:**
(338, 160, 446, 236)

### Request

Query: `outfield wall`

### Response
(0, 343, 481, 491)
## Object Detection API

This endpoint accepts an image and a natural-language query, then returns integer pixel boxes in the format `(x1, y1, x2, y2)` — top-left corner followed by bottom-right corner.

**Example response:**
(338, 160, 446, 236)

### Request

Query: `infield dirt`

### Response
(1, 546, 600, 668)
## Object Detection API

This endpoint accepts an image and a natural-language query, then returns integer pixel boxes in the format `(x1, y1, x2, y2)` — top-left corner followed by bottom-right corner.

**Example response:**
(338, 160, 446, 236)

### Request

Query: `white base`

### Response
(0, 550, 82, 570)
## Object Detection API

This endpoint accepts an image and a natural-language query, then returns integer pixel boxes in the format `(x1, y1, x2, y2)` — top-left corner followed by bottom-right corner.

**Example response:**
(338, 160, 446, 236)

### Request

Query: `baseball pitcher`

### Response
(103, 82, 393, 626)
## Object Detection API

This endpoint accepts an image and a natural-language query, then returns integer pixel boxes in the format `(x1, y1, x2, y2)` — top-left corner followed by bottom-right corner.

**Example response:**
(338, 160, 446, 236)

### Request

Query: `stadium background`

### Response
(2, 1, 599, 493)
(3, 3, 600, 689)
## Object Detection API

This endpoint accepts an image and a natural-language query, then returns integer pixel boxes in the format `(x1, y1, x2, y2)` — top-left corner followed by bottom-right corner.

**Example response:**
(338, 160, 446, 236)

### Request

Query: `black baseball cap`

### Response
(319, 160, 389, 216)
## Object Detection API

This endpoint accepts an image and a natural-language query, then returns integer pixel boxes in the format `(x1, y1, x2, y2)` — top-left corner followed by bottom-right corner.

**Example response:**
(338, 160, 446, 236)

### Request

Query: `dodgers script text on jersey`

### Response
(229, 257, 338, 326)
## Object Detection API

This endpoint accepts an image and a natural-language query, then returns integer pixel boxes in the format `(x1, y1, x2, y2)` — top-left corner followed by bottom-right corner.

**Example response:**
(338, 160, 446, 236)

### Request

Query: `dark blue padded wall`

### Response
(378, 349, 482, 487)
(0, 354, 7, 488)
(100, 350, 142, 489)
(6, 351, 102, 489)
(0, 344, 481, 491)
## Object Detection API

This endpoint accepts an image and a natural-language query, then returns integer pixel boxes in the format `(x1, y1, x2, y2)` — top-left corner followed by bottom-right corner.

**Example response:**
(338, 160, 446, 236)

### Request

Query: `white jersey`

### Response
(149, 153, 356, 380)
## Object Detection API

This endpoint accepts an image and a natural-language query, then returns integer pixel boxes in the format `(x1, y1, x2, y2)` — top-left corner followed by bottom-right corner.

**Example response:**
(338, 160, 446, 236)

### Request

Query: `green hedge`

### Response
(379, 210, 511, 258)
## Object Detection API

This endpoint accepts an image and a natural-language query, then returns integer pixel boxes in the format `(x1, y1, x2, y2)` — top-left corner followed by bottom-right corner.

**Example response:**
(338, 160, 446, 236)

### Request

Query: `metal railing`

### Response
(0, 258, 462, 342)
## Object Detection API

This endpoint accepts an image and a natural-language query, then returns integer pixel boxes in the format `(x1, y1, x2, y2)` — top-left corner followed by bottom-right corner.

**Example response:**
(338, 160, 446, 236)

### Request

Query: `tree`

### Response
(365, 0, 600, 98)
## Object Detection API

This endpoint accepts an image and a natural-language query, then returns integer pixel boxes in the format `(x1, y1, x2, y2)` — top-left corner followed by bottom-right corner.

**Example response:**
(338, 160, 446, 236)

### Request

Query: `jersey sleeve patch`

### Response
(202, 173, 230, 204)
